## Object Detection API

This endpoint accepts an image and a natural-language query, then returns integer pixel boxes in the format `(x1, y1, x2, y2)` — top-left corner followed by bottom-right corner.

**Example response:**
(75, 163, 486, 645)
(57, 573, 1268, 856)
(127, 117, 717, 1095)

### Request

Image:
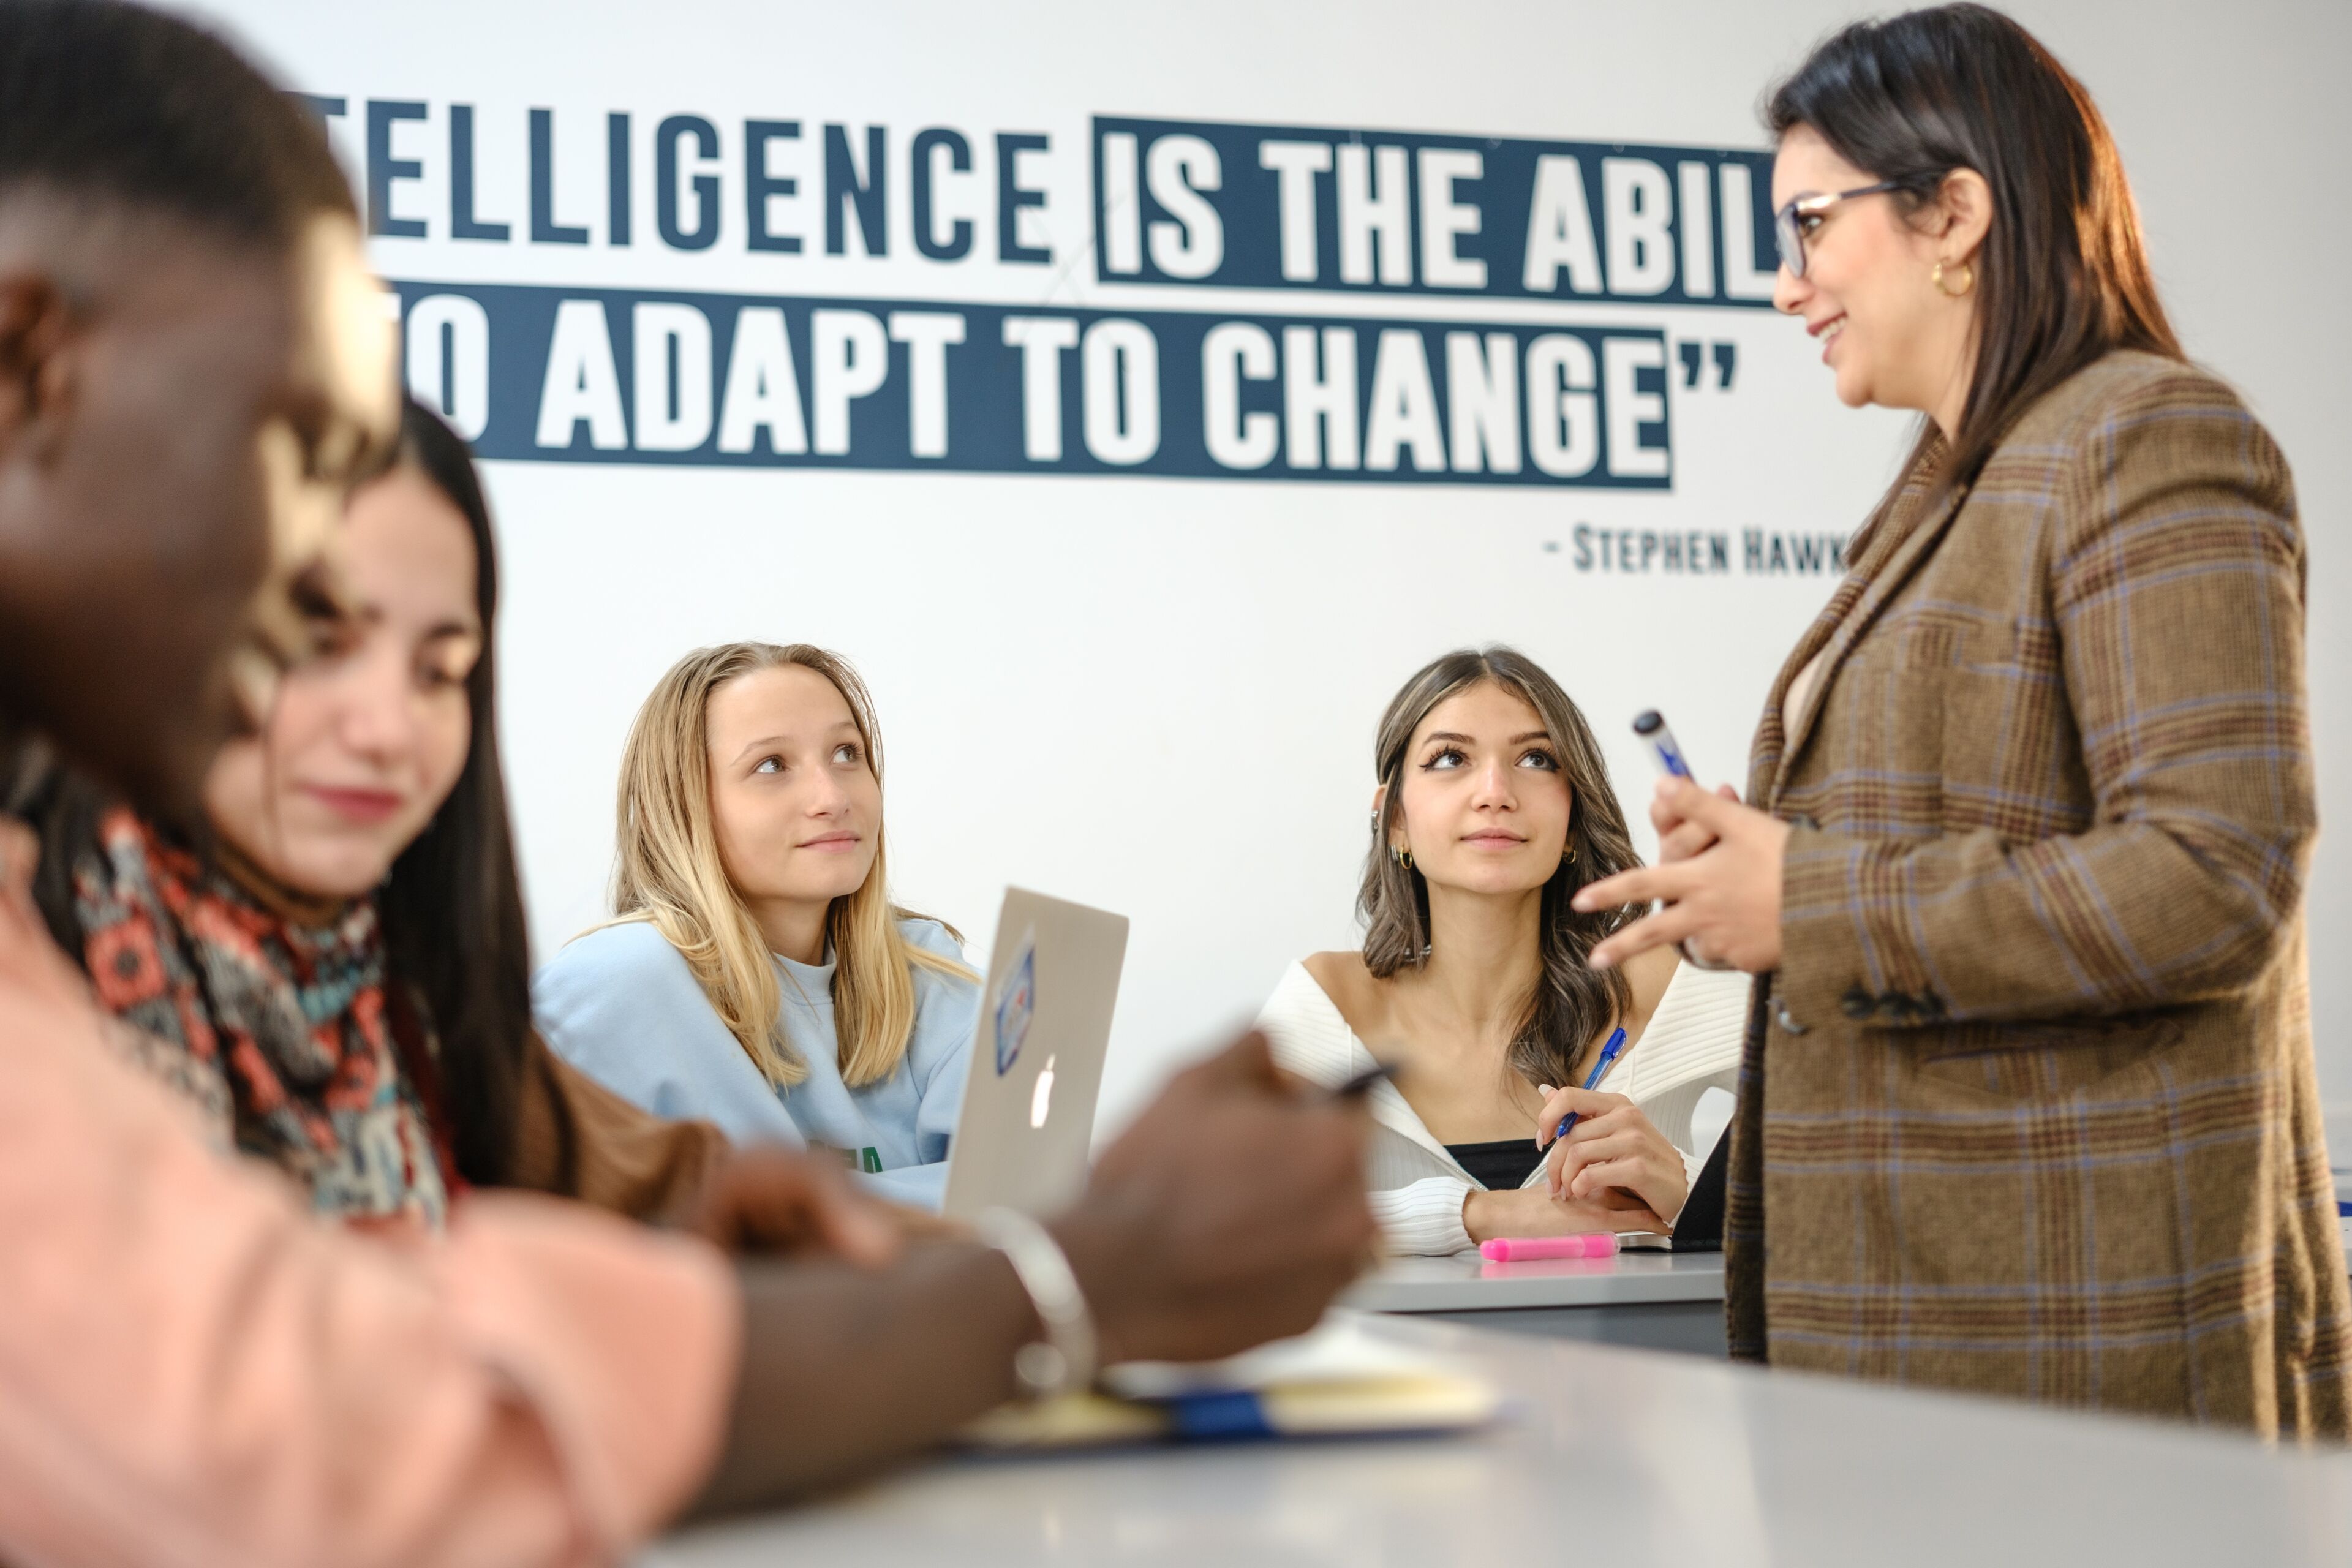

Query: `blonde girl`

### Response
(535, 643, 976, 1206)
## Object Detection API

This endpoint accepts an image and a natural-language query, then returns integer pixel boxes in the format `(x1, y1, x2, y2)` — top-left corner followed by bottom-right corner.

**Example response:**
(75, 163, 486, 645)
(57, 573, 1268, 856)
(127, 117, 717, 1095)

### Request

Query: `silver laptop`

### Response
(940, 887, 1129, 1221)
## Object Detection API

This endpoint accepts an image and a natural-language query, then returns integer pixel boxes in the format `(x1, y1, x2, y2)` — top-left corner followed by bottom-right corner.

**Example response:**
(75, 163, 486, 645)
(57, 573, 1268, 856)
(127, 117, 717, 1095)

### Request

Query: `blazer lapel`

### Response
(1766, 474, 1970, 809)
(1749, 573, 1865, 807)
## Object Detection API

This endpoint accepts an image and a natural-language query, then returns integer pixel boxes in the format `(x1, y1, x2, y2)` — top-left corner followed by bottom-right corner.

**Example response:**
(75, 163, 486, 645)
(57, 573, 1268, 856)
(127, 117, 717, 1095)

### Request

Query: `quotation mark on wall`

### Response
(1676, 341, 1738, 391)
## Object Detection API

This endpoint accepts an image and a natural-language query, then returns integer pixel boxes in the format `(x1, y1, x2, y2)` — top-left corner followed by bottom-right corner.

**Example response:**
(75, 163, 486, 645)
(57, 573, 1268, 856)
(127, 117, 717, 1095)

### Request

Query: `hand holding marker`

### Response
(1634, 709, 1694, 780)
(1630, 707, 1744, 974)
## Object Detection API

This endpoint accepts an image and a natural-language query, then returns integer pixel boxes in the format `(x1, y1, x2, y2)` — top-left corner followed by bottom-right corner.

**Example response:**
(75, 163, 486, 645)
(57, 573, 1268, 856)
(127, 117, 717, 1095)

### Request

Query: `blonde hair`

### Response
(606, 642, 971, 1088)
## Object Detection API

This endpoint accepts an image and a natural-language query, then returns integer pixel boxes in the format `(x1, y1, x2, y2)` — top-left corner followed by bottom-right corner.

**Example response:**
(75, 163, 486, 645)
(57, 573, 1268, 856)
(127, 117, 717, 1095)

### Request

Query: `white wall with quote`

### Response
(190, 0, 2352, 1143)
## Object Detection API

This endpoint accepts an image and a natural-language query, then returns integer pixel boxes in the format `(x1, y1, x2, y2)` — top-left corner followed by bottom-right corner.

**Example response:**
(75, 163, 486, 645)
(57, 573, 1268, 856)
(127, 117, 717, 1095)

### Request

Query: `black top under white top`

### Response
(1444, 1137, 1545, 1194)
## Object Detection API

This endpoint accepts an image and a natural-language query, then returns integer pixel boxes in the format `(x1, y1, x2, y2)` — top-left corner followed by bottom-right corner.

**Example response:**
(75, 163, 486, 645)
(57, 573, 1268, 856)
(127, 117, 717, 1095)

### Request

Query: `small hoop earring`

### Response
(1391, 845, 1414, 871)
(1562, 843, 1578, 865)
(1932, 258, 1975, 298)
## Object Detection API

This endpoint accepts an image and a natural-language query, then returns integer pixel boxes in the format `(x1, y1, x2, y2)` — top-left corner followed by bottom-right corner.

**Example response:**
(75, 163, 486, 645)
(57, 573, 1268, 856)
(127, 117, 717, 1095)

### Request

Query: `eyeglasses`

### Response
(1773, 179, 1905, 279)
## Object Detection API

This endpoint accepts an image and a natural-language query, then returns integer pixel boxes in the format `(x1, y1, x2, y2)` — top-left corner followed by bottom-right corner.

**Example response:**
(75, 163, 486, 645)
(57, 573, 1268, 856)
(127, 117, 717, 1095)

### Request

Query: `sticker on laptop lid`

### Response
(993, 929, 1036, 1076)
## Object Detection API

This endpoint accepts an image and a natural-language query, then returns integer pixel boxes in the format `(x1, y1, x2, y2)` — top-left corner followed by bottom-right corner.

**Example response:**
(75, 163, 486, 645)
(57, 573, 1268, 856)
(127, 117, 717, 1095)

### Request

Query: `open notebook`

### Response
(961, 1313, 1501, 1449)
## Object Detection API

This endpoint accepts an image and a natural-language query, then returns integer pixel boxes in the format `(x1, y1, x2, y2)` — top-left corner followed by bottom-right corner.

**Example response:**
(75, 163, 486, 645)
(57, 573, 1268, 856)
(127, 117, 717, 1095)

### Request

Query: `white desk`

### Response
(1344, 1248, 1728, 1354)
(652, 1312, 2352, 1568)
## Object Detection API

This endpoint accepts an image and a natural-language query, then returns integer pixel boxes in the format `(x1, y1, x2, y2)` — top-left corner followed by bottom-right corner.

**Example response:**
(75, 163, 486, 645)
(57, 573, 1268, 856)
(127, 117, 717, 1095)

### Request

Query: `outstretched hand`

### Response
(1052, 1031, 1375, 1366)
(1574, 776, 1790, 974)
(692, 1036, 1372, 1515)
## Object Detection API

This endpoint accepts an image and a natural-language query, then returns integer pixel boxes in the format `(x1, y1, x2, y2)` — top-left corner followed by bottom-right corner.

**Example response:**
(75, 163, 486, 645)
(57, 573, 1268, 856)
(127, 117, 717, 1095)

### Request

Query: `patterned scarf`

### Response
(72, 805, 458, 1227)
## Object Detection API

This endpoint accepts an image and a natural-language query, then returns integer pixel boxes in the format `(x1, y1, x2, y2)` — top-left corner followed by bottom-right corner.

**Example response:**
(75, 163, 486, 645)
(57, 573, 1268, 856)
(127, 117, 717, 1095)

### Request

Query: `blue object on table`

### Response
(1553, 1027, 1629, 1144)
(1168, 1391, 1278, 1441)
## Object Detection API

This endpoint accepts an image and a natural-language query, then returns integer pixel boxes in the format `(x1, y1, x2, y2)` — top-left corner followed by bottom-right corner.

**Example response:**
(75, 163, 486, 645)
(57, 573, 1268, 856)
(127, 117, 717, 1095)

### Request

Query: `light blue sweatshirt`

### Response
(532, 916, 978, 1208)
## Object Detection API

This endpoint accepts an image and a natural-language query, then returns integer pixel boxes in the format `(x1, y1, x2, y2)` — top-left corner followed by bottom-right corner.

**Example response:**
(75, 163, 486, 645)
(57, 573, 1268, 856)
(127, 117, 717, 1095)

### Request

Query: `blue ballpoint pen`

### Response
(1553, 1025, 1628, 1143)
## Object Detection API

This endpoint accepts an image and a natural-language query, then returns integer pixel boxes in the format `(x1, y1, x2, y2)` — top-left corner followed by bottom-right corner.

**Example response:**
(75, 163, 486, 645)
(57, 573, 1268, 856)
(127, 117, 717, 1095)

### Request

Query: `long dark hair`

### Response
(378, 398, 532, 1185)
(1359, 647, 1640, 1090)
(1766, 4, 2182, 498)
(18, 400, 531, 1186)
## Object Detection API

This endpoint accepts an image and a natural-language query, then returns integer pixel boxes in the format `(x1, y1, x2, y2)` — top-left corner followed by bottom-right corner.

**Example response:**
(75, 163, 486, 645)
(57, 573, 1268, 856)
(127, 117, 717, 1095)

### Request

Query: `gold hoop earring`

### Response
(1932, 258, 1975, 298)
(1391, 845, 1414, 871)
(1562, 843, 1578, 865)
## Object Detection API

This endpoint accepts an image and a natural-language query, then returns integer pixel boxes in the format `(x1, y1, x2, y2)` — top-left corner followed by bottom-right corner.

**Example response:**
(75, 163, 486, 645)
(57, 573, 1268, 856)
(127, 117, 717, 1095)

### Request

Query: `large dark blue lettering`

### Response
(657, 115, 721, 251)
(745, 119, 802, 254)
(910, 127, 973, 262)
(1088, 115, 1775, 309)
(608, 112, 633, 247)
(450, 105, 509, 242)
(995, 132, 1050, 265)
(387, 279, 1668, 489)
(824, 124, 887, 257)
(366, 99, 427, 239)
(530, 108, 589, 245)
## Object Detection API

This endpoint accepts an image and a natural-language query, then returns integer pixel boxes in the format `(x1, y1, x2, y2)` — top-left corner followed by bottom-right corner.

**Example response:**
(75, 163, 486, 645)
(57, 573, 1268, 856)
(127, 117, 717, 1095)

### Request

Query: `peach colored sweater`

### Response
(0, 820, 738, 1567)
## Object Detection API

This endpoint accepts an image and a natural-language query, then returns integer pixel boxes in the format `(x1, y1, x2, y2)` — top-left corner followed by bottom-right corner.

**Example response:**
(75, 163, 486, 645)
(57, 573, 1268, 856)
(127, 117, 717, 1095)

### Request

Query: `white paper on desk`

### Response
(1102, 1312, 1472, 1400)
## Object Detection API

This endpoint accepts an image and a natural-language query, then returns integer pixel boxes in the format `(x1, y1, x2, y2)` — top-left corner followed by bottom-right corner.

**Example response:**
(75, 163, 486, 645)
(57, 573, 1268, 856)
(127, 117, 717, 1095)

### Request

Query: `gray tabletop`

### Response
(1343, 1248, 1725, 1313)
(650, 1312, 2352, 1568)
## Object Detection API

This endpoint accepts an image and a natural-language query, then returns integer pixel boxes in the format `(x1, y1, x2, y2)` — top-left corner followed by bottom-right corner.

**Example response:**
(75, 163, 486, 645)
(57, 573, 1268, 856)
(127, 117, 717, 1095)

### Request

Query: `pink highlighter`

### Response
(1480, 1233, 1620, 1262)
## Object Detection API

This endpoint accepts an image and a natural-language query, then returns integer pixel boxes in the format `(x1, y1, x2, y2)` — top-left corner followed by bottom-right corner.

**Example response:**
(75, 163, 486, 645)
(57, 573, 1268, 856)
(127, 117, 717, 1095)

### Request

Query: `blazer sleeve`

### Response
(1776, 372, 2313, 1030)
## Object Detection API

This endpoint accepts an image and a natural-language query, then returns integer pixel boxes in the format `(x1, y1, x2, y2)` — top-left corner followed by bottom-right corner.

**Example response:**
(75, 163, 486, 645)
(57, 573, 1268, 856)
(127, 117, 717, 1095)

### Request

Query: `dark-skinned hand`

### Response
(684, 1147, 911, 1267)
(1047, 1031, 1374, 1366)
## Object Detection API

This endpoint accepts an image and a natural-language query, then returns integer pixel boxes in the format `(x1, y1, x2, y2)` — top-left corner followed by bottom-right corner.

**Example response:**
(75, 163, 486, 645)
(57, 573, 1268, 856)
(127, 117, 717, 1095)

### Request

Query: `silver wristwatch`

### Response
(974, 1207, 1098, 1401)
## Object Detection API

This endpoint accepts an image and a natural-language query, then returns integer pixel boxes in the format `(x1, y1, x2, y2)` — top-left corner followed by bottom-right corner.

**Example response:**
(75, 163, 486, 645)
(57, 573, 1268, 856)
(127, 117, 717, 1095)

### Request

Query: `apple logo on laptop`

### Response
(1030, 1054, 1057, 1129)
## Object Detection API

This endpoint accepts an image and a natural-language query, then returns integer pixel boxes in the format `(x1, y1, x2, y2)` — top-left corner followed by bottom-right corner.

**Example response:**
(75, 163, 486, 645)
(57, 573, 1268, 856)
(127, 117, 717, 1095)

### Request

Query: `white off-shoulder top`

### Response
(1255, 959, 1750, 1256)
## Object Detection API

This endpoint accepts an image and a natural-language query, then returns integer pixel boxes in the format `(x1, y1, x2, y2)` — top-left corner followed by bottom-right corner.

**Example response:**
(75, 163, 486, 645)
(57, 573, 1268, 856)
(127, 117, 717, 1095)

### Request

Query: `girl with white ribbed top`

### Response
(1256, 647, 1747, 1256)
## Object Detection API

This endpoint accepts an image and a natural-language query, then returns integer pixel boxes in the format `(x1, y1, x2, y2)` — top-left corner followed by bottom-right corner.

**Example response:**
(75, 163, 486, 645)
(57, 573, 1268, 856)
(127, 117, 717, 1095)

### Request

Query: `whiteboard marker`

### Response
(1632, 710, 1694, 779)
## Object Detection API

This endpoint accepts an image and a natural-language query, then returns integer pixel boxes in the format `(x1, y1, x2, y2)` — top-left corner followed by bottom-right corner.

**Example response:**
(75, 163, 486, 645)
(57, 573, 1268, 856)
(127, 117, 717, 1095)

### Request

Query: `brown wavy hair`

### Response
(1766, 4, 2183, 502)
(1359, 646, 1641, 1089)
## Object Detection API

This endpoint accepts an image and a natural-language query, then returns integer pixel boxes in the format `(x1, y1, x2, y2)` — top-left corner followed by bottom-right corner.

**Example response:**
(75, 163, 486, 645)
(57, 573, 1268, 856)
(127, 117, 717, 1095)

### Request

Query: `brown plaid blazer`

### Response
(1724, 350, 2351, 1438)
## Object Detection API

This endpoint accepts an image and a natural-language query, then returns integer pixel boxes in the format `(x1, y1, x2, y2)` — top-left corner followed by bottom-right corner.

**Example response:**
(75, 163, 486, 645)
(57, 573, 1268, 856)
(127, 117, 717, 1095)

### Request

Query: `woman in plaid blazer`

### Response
(1575, 6, 2350, 1436)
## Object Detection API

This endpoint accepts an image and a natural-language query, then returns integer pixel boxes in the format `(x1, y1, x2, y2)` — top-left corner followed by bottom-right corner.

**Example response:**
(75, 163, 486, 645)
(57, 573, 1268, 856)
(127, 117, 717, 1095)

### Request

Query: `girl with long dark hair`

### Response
(1254, 646, 1747, 1255)
(24, 399, 724, 1221)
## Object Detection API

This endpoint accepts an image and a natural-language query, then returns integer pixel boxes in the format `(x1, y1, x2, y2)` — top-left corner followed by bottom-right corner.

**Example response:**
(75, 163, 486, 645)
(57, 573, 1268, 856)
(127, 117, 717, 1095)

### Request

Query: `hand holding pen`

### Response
(1532, 1028, 1691, 1224)
(1635, 712, 1744, 869)
(1577, 710, 1793, 974)
(1548, 1025, 1626, 1144)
